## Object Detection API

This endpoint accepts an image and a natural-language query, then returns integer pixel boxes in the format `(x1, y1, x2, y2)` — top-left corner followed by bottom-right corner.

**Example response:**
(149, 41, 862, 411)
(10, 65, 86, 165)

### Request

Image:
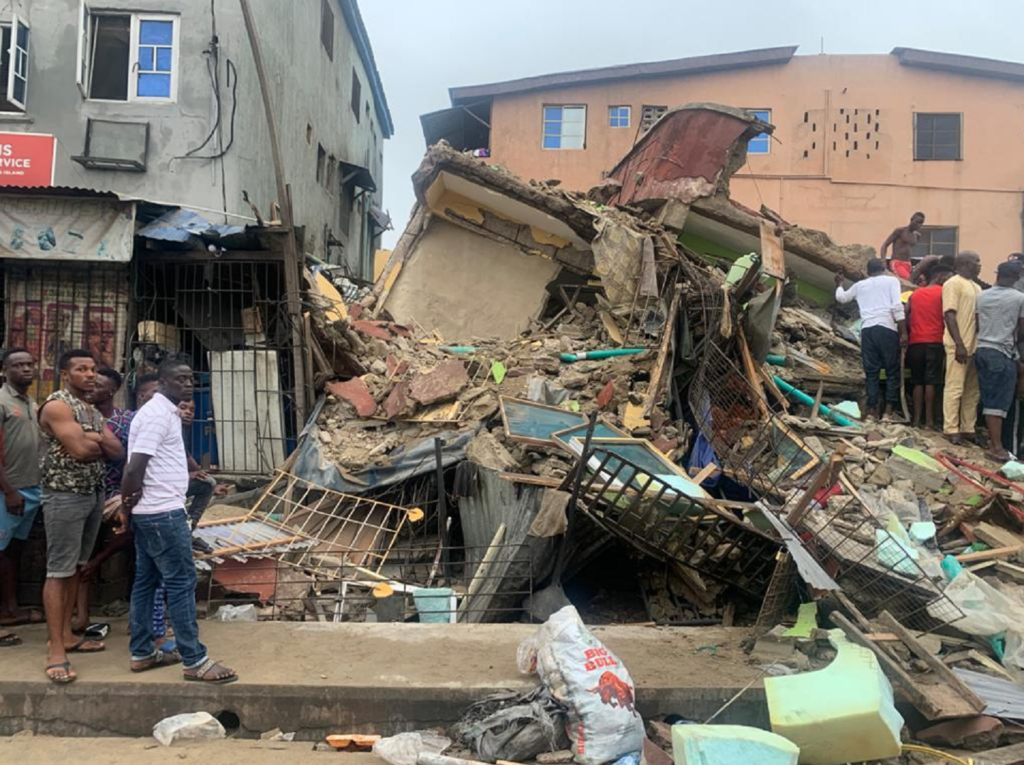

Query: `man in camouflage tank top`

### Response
(38, 350, 124, 684)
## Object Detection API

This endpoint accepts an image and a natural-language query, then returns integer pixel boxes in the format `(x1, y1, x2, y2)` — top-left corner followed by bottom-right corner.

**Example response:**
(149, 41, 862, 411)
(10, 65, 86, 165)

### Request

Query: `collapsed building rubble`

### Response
(190, 103, 1024, 760)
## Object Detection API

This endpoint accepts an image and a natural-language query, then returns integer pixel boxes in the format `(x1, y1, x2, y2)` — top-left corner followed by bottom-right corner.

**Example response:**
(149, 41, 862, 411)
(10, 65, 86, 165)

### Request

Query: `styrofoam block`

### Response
(672, 724, 799, 765)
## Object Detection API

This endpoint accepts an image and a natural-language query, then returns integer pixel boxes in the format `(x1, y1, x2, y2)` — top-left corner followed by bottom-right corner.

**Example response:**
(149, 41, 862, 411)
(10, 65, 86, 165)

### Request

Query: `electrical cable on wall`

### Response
(174, 35, 239, 162)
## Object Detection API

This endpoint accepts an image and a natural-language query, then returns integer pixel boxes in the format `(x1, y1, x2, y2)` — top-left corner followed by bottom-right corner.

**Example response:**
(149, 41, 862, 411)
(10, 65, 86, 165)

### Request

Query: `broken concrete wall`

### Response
(383, 218, 559, 341)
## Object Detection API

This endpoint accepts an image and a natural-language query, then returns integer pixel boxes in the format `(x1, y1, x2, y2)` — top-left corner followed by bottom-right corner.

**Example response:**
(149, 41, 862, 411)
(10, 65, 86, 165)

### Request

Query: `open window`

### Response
(0, 15, 30, 112)
(77, 8, 178, 102)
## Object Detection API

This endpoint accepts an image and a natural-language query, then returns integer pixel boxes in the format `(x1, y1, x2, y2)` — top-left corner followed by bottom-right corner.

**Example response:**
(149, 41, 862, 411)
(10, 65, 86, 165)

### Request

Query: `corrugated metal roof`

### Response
(0, 185, 120, 198)
(449, 46, 798, 104)
(892, 47, 1024, 83)
(954, 668, 1024, 720)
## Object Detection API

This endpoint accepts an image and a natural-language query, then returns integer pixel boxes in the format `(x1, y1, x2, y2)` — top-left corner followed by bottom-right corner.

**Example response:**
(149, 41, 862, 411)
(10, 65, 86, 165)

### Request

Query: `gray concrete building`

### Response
(0, 0, 392, 277)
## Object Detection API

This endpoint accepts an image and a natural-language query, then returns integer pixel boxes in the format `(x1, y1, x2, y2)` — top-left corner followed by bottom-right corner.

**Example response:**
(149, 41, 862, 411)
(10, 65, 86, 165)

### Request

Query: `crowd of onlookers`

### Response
(0, 349, 236, 684)
(838, 233, 1024, 461)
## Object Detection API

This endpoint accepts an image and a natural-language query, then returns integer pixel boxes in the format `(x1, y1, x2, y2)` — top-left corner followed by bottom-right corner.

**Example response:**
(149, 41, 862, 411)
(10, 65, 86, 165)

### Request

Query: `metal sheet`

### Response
(757, 505, 840, 591)
(954, 668, 1024, 720)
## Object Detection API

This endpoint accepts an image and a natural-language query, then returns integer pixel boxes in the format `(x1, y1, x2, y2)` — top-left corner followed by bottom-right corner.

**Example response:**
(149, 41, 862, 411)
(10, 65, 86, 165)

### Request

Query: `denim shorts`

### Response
(976, 347, 1018, 418)
(42, 490, 103, 578)
(0, 486, 41, 552)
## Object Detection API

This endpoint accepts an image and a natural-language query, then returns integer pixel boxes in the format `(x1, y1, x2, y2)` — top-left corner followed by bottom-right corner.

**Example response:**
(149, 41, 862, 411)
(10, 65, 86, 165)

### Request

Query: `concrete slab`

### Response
(0, 734, 387, 764)
(0, 620, 767, 740)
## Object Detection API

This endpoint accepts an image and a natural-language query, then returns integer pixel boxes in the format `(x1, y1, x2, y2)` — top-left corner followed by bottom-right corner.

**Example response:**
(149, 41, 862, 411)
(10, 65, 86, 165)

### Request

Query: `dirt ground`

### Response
(0, 735, 387, 764)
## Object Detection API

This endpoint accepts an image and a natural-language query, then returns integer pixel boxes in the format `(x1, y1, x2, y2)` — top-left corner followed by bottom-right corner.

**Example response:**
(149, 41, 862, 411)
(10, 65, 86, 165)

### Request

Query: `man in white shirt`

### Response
(835, 259, 908, 420)
(120, 357, 236, 684)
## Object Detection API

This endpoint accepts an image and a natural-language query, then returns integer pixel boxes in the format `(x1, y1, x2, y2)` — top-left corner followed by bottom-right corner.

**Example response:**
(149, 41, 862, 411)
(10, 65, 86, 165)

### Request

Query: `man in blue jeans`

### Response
(119, 356, 236, 683)
(975, 262, 1024, 462)
(836, 259, 907, 420)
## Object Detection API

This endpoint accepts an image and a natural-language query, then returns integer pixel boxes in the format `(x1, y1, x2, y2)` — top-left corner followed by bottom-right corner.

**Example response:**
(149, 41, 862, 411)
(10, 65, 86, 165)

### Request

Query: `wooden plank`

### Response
(973, 521, 1024, 550)
(877, 610, 986, 714)
(457, 523, 506, 623)
(691, 463, 720, 486)
(829, 611, 938, 717)
(642, 283, 683, 418)
(759, 218, 786, 279)
(787, 448, 846, 527)
(809, 380, 825, 421)
(996, 560, 1024, 582)
(956, 545, 1024, 563)
(760, 364, 790, 411)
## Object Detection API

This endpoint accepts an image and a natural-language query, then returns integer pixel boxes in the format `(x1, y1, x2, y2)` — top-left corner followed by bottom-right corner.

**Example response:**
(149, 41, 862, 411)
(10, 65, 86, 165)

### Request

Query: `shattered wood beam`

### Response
(642, 282, 683, 418)
(877, 610, 986, 713)
(829, 611, 939, 717)
(786, 449, 846, 527)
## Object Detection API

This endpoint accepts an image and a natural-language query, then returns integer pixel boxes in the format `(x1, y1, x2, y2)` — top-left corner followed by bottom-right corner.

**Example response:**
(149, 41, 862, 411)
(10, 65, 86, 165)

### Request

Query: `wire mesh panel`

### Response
(131, 256, 297, 473)
(787, 468, 964, 633)
(689, 339, 818, 494)
(1, 261, 130, 404)
(576, 448, 781, 600)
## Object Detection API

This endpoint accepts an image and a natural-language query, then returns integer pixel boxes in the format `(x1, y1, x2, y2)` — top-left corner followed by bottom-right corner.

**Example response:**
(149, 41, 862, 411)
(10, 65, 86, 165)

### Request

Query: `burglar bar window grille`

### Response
(914, 112, 962, 161)
(1, 262, 130, 405)
(542, 105, 586, 150)
(130, 258, 298, 475)
(910, 226, 958, 260)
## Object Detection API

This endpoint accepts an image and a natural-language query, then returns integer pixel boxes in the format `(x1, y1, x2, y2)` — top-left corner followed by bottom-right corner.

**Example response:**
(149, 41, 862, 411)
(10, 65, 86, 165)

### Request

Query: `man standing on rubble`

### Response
(880, 212, 925, 281)
(835, 259, 907, 420)
(942, 251, 983, 445)
(905, 263, 953, 429)
(120, 356, 236, 683)
(974, 261, 1024, 461)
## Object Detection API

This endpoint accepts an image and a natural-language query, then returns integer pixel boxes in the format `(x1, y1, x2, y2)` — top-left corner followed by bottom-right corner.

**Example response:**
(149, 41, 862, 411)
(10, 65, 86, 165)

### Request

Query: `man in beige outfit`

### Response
(942, 251, 983, 444)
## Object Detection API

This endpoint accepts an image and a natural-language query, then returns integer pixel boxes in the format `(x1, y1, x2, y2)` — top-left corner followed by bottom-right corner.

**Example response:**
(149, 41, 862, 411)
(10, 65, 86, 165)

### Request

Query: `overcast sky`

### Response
(360, 0, 1021, 249)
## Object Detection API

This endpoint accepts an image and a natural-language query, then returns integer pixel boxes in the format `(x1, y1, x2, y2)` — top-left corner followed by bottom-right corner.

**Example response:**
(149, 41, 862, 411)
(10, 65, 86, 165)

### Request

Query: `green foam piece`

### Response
(783, 602, 818, 638)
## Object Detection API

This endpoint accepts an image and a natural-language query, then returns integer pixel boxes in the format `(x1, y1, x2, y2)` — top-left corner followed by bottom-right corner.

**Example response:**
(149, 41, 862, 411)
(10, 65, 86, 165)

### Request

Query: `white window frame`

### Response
(75, 0, 90, 96)
(542, 104, 587, 151)
(5, 14, 29, 111)
(78, 10, 179, 102)
(609, 105, 631, 129)
(129, 14, 179, 102)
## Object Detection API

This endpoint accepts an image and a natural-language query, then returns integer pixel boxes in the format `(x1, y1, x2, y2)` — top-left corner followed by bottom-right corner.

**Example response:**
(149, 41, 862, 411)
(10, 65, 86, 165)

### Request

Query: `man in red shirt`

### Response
(905, 263, 953, 429)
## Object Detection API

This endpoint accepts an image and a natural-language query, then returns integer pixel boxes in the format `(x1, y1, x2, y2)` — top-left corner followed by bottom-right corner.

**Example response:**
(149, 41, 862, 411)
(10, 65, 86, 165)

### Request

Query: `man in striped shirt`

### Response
(120, 357, 236, 683)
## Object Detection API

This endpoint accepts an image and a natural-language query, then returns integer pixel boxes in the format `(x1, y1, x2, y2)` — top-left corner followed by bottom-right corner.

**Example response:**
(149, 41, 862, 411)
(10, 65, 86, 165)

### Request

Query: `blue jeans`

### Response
(861, 325, 901, 408)
(130, 509, 207, 669)
(976, 347, 1018, 418)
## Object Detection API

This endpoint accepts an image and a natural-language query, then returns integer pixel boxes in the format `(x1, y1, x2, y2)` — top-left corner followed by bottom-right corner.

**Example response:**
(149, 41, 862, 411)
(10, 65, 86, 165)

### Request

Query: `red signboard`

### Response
(0, 132, 56, 187)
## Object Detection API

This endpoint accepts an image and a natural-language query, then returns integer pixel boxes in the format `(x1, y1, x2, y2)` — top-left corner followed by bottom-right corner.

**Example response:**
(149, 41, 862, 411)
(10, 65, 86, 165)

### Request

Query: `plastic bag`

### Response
(454, 688, 568, 762)
(372, 731, 452, 765)
(518, 606, 644, 765)
(937, 568, 1024, 678)
(213, 604, 258, 622)
(152, 712, 225, 747)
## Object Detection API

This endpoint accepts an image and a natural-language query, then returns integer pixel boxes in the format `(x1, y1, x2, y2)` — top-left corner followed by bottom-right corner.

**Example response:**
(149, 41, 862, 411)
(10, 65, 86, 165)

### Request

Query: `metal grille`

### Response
(199, 543, 534, 623)
(789, 466, 964, 633)
(0, 261, 130, 404)
(131, 257, 297, 473)
(577, 448, 781, 600)
(197, 469, 423, 575)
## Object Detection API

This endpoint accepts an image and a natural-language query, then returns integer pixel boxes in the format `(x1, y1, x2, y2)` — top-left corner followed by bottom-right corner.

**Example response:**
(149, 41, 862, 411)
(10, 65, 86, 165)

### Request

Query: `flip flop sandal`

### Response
(46, 661, 76, 684)
(0, 633, 22, 647)
(131, 649, 182, 674)
(73, 622, 111, 640)
(184, 658, 238, 685)
(66, 638, 105, 654)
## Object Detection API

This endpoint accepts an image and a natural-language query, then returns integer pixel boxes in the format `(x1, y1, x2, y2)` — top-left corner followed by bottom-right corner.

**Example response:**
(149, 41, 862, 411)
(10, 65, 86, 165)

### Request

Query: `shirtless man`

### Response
(880, 212, 925, 281)
(38, 350, 124, 683)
